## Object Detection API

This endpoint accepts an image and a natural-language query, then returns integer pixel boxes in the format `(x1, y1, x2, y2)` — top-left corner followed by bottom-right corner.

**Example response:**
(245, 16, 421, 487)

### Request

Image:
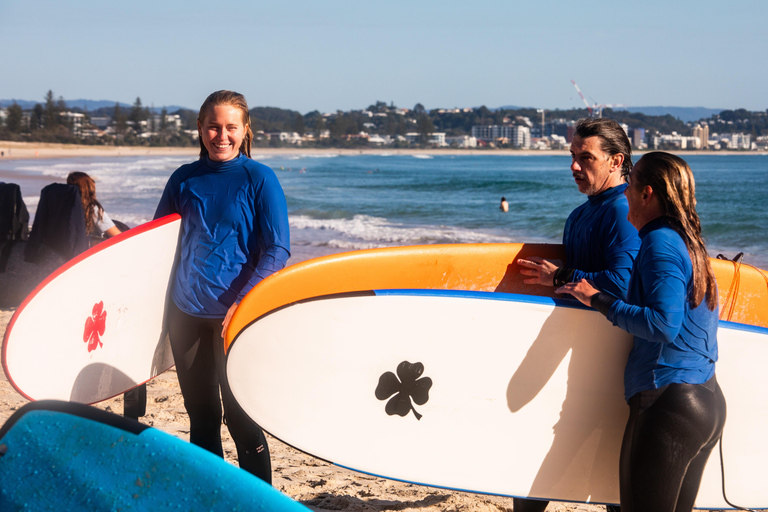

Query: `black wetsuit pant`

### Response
(513, 497, 620, 511)
(619, 377, 726, 512)
(168, 301, 272, 483)
(513, 377, 725, 512)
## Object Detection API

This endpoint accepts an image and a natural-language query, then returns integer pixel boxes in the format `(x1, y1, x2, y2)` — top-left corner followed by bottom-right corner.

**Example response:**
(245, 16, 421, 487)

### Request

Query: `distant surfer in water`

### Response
(499, 196, 509, 212)
(154, 90, 290, 483)
(514, 118, 639, 512)
(559, 152, 726, 511)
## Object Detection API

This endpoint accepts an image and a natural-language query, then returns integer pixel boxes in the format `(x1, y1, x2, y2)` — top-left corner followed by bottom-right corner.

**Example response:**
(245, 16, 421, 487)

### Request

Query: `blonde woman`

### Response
(154, 90, 290, 483)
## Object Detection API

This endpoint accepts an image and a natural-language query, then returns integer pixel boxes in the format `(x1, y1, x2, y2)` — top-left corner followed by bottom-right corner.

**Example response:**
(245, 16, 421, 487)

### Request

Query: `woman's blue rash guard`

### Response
(154, 154, 290, 318)
(605, 217, 718, 401)
(563, 183, 640, 300)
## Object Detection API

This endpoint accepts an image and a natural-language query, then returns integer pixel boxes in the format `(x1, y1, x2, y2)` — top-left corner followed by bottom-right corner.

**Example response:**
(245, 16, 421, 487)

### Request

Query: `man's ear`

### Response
(610, 153, 624, 173)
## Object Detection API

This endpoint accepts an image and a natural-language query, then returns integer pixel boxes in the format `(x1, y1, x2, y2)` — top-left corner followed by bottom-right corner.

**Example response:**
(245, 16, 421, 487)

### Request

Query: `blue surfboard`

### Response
(0, 400, 308, 511)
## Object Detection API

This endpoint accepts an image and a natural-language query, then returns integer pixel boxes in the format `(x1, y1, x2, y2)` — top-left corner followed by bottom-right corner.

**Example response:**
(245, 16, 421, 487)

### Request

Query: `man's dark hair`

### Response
(574, 118, 633, 177)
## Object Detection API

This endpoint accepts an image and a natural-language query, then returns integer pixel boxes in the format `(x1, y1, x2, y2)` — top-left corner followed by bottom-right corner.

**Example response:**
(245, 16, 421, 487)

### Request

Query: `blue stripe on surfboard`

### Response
(372, 288, 578, 309)
(372, 288, 768, 335)
(330, 460, 620, 508)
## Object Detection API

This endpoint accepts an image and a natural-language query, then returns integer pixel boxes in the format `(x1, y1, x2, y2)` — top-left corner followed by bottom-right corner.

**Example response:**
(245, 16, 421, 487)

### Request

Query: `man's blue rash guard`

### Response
(563, 183, 640, 300)
(154, 154, 290, 318)
(606, 217, 718, 401)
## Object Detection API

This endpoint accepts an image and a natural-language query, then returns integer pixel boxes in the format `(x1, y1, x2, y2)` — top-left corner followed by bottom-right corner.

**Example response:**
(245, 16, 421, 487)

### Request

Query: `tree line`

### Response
(2, 91, 766, 148)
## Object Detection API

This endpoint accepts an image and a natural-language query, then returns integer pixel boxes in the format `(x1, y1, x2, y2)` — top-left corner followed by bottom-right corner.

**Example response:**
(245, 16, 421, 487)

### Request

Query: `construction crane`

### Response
(570, 80, 593, 116)
(570, 80, 626, 118)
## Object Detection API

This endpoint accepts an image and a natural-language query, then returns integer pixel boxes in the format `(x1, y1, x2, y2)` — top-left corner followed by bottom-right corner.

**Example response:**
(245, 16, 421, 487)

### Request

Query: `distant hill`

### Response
(0, 99, 191, 113)
(623, 106, 724, 123)
(495, 105, 530, 111)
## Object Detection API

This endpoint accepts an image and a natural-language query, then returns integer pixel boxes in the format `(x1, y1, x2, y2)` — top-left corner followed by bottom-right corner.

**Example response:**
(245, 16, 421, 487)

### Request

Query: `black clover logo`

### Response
(375, 361, 432, 420)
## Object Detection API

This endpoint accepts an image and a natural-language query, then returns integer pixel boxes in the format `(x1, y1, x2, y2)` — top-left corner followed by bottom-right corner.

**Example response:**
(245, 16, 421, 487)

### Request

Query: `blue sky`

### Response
(2, 0, 766, 114)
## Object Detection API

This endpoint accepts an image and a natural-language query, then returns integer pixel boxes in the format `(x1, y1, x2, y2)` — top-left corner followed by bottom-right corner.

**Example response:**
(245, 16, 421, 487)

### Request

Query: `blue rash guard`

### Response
(563, 183, 640, 300)
(605, 217, 718, 401)
(155, 153, 290, 318)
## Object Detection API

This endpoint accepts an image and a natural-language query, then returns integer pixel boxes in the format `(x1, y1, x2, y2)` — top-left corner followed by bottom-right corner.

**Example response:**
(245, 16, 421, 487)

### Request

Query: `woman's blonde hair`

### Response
(197, 90, 253, 159)
(66, 171, 104, 235)
(633, 152, 717, 310)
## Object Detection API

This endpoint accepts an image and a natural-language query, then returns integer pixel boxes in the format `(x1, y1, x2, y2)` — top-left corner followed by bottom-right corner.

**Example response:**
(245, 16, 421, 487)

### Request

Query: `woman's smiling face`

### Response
(198, 104, 248, 162)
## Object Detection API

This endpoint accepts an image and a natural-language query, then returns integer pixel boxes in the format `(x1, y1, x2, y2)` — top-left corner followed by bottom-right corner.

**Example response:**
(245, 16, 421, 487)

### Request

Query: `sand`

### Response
(0, 140, 612, 510)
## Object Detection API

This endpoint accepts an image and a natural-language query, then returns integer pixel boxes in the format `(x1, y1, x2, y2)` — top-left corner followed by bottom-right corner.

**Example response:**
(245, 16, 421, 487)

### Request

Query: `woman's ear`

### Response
(642, 185, 655, 205)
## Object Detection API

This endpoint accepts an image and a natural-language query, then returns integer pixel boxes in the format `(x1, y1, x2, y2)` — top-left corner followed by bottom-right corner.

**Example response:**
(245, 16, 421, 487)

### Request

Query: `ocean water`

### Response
(2, 152, 767, 269)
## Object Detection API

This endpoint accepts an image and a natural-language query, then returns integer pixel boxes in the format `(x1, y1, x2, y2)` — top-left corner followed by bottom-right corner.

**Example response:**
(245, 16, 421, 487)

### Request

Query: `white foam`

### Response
(289, 214, 517, 246)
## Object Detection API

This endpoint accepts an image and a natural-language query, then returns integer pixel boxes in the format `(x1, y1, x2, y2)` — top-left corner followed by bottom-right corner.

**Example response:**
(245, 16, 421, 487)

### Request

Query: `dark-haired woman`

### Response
(558, 151, 726, 511)
(154, 90, 290, 483)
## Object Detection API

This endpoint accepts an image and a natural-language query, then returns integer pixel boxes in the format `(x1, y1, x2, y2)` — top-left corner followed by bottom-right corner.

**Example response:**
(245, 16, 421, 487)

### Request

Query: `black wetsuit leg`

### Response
(512, 499, 619, 511)
(512, 498, 550, 511)
(213, 319, 272, 483)
(168, 302, 225, 456)
(168, 301, 272, 483)
(619, 379, 726, 512)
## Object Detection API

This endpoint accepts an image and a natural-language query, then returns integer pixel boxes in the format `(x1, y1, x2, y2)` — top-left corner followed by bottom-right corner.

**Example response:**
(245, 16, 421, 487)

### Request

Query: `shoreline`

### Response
(1, 140, 765, 160)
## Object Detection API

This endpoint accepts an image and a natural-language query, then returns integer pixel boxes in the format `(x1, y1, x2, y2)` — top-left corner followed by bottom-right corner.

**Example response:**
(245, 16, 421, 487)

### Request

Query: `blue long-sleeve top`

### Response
(605, 217, 718, 401)
(563, 183, 640, 300)
(155, 154, 290, 318)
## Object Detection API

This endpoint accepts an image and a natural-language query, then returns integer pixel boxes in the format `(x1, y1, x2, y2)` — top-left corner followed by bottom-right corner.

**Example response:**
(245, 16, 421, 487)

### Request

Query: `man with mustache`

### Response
(514, 117, 640, 512)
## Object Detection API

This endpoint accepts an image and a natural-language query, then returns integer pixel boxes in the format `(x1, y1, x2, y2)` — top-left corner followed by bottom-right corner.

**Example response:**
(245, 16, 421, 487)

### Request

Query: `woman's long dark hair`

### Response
(632, 152, 717, 310)
(197, 90, 253, 159)
(67, 171, 103, 235)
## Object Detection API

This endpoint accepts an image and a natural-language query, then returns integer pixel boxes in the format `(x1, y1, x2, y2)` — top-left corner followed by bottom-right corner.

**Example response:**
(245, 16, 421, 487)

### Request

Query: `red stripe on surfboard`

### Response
(1, 214, 181, 401)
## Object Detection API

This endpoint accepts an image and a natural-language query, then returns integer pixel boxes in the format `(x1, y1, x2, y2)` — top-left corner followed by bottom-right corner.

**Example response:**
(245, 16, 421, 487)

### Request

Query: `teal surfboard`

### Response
(0, 400, 308, 511)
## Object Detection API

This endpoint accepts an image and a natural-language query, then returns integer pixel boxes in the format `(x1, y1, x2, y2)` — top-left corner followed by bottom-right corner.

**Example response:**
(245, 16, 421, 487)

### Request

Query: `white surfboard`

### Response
(226, 289, 768, 509)
(2, 214, 181, 404)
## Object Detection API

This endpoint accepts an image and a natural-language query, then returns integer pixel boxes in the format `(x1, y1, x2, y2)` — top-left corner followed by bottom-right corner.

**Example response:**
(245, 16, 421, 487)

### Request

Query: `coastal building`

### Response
(445, 135, 477, 148)
(405, 132, 447, 146)
(368, 134, 392, 146)
(150, 113, 183, 132)
(60, 112, 87, 136)
(692, 124, 709, 149)
(511, 125, 531, 149)
(90, 116, 111, 130)
(631, 128, 647, 149)
(472, 124, 532, 149)
(471, 125, 518, 142)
